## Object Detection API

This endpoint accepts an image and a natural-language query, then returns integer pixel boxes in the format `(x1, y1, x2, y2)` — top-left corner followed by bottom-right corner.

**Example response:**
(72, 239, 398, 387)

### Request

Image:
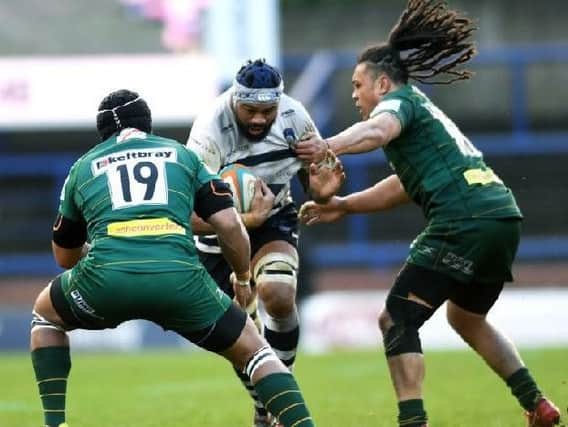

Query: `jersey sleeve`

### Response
(370, 95, 414, 132)
(57, 162, 83, 221)
(293, 100, 321, 139)
(186, 149, 235, 220)
(186, 115, 224, 173)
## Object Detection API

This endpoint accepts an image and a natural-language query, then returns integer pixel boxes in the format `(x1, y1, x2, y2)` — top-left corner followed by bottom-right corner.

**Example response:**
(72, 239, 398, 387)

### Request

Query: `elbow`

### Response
(55, 257, 76, 270)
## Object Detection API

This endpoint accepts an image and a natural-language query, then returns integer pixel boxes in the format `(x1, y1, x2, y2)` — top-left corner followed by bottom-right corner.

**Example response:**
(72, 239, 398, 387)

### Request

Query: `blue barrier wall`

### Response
(1, 45, 568, 275)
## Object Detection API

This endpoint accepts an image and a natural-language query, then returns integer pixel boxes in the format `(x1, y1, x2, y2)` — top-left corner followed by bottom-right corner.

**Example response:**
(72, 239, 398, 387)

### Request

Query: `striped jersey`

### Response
(187, 89, 319, 253)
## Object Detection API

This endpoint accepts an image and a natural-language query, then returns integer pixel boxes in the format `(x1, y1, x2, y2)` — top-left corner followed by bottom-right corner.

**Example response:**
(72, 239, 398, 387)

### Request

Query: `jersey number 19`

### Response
(107, 160, 168, 209)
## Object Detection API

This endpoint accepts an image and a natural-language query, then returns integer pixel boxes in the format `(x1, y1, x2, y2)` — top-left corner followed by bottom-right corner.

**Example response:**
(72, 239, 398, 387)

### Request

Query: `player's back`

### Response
(67, 129, 204, 273)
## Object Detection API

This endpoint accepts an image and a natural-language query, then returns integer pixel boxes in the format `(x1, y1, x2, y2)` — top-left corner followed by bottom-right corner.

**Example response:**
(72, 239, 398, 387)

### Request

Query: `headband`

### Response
(232, 79, 284, 105)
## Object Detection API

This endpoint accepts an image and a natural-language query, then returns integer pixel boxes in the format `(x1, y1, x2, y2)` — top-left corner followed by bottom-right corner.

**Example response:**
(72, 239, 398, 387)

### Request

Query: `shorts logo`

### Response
(415, 244, 436, 258)
(70, 290, 102, 318)
(442, 252, 474, 275)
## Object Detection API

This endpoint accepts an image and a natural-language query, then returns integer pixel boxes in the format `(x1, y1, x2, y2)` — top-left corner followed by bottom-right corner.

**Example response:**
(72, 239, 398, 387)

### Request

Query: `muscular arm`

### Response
(327, 112, 402, 155)
(52, 213, 88, 269)
(206, 208, 251, 279)
(52, 242, 89, 269)
(341, 174, 411, 214)
(191, 212, 215, 235)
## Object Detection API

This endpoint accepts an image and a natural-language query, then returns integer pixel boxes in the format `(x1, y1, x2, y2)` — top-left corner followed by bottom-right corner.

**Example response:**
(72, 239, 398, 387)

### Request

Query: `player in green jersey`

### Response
(295, 1, 561, 426)
(30, 89, 316, 427)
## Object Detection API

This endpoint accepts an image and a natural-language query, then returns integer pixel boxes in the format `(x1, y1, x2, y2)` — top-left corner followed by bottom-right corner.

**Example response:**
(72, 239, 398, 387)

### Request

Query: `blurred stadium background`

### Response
(1, 0, 567, 365)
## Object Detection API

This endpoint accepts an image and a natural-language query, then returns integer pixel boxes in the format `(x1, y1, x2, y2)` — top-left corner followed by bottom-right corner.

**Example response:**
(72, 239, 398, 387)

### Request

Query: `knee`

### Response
(258, 282, 296, 317)
(254, 252, 298, 318)
(381, 294, 435, 357)
(378, 307, 393, 336)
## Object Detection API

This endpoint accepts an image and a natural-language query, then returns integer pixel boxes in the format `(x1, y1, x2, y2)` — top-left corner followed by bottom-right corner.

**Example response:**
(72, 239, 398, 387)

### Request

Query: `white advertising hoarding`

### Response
(0, 53, 218, 130)
(300, 288, 568, 353)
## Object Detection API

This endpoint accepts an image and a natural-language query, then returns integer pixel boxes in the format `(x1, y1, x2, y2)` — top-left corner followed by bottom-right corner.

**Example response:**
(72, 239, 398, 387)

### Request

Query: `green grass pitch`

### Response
(2, 348, 566, 426)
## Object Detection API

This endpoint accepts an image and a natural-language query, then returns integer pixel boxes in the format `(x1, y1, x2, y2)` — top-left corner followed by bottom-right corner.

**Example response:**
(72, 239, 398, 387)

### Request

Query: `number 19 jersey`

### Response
(58, 129, 218, 272)
(371, 85, 523, 223)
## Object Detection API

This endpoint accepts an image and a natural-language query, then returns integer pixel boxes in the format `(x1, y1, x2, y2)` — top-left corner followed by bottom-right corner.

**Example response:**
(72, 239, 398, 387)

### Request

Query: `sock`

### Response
(234, 366, 269, 421)
(506, 367, 543, 411)
(398, 399, 427, 427)
(254, 372, 314, 427)
(31, 346, 71, 427)
(264, 310, 300, 371)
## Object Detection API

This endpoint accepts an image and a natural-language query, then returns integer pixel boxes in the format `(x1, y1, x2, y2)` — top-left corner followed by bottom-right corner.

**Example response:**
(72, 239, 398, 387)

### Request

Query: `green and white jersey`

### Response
(371, 85, 523, 223)
(58, 128, 218, 272)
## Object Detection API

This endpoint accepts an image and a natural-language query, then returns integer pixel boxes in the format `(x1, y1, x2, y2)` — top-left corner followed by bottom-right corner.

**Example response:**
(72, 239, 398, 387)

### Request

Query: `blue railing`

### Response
(1, 45, 568, 275)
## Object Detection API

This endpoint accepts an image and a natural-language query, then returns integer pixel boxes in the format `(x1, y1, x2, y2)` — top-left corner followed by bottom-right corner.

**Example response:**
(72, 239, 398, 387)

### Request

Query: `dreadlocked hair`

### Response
(359, 0, 477, 85)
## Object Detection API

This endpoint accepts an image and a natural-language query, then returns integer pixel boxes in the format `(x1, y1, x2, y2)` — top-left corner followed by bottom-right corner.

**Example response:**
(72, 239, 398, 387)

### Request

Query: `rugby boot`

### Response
(253, 411, 282, 427)
(526, 397, 561, 426)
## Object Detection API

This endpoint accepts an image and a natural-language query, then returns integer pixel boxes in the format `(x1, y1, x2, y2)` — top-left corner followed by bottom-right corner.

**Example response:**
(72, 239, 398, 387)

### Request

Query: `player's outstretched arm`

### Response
(294, 112, 402, 163)
(327, 112, 402, 155)
(299, 174, 410, 226)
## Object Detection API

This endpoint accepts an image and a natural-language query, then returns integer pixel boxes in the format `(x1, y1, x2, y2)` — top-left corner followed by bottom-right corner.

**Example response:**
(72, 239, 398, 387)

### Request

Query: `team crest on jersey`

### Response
(281, 108, 295, 117)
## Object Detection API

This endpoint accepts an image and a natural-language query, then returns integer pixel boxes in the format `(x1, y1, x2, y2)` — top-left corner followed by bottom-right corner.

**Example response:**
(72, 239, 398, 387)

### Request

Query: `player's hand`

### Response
(230, 271, 252, 309)
(243, 179, 275, 229)
(294, 132, 328, 164)
(308, 150, 346, 203)
(299, 196, 347, 226)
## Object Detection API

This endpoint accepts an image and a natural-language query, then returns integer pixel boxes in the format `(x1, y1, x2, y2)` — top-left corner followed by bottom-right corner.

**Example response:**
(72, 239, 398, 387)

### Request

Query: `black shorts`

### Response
(199, 204, 299, 297)
(390, 262, 504, 315)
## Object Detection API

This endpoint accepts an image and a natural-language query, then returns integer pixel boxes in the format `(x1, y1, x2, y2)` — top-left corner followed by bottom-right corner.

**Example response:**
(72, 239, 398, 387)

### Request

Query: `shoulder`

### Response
(279, 94, 310, 120)
(278, 94, 318, 135)
(191, 90, 233, 135)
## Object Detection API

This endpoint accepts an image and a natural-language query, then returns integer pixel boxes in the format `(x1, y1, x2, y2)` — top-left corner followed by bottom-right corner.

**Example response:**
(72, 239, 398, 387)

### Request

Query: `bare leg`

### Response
(385, 353, 425, 401)
(446, 301, 523, 379)
(378, 304, 425, 401)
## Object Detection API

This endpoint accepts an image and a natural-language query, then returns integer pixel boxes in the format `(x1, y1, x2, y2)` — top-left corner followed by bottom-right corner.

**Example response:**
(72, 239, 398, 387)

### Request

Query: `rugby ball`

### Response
(219, 164, 256, 213)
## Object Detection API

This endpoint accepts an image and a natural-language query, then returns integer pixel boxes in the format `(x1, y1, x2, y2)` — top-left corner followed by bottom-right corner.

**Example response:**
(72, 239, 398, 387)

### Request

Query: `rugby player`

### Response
(296, 1, 561, 426)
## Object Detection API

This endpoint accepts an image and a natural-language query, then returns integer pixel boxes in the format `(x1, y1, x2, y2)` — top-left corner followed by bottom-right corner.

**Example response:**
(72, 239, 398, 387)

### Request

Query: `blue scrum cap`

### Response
(232, 58, 284, 104)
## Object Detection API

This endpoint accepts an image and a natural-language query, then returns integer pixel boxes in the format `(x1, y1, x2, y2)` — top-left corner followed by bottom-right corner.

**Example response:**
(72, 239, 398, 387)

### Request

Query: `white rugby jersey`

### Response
(187, 89, 319, 253)
(188, 89, 319, 210)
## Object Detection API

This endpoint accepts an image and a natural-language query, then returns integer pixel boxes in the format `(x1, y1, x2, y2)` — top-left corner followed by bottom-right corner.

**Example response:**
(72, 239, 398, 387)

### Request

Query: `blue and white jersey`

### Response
(187, 89, 319, 253)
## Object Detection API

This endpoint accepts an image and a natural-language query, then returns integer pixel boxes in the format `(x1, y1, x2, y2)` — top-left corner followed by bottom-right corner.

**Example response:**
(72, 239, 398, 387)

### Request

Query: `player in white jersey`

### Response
(187, 59, 344, 427)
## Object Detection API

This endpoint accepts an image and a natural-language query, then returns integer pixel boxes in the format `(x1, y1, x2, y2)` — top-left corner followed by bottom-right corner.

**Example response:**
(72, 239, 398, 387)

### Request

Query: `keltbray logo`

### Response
(91, 148, 176, 175)
(107, 217, 186, 237)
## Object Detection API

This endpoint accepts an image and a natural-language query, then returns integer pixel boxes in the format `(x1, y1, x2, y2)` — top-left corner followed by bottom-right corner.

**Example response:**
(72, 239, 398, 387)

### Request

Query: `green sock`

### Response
(254, 372, 314, 427)
(506, 367, 542, 411)
(31, 346, 71, 427)
(398, 399, 427, 426)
